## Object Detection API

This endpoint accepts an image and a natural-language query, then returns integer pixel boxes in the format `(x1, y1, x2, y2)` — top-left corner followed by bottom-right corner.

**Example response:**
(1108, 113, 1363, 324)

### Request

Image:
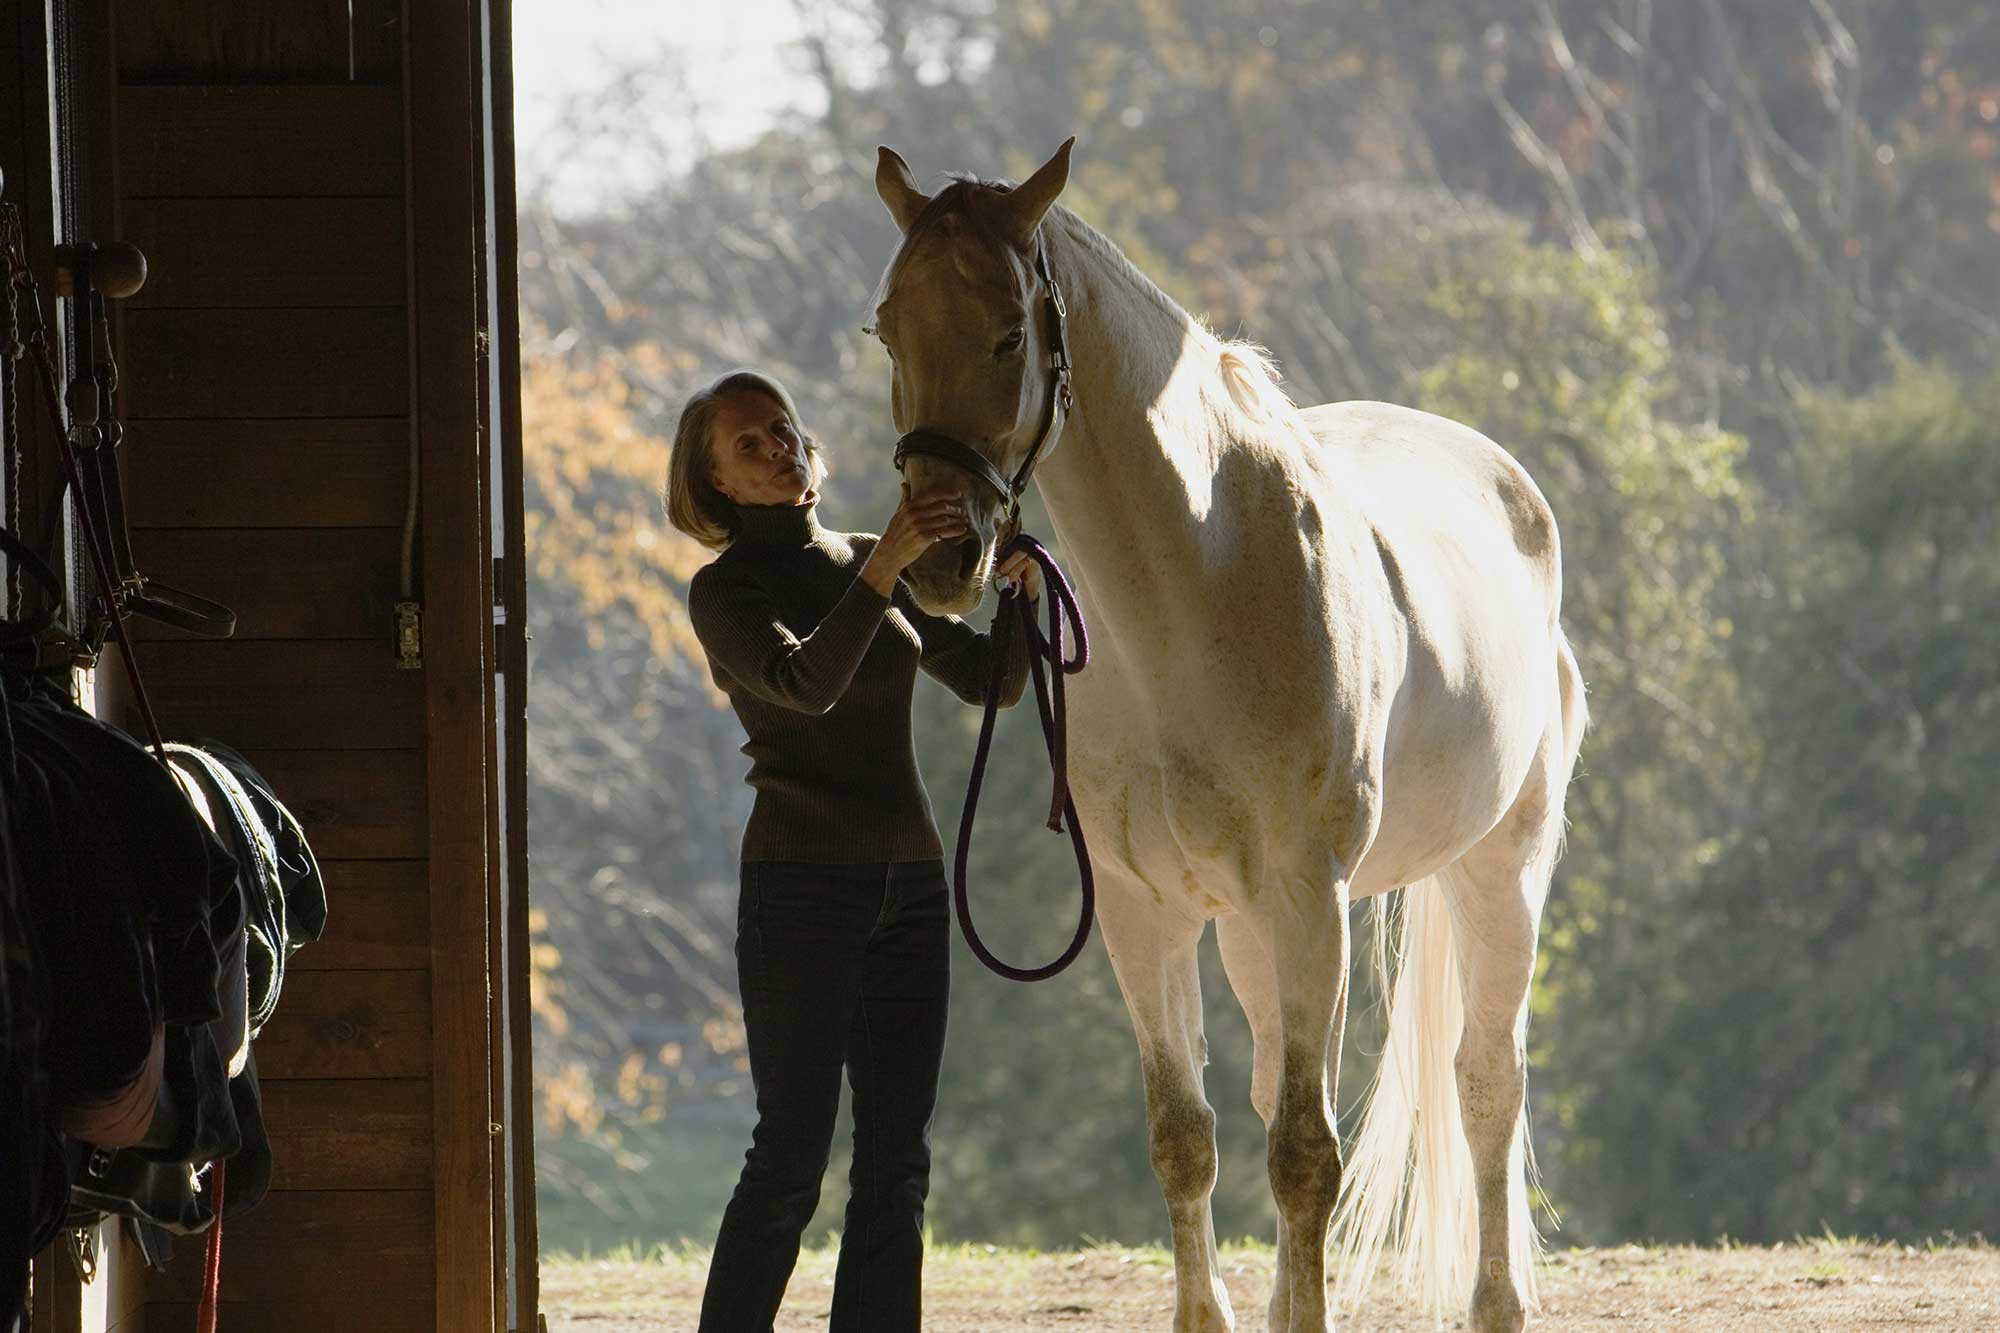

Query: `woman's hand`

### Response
(994, 547, 1042, 602)
(860, 491, 968, 595)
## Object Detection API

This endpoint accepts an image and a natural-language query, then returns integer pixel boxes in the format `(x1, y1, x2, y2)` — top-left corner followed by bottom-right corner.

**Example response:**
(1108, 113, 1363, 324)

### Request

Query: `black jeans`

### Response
(698, 859, 950, 1333)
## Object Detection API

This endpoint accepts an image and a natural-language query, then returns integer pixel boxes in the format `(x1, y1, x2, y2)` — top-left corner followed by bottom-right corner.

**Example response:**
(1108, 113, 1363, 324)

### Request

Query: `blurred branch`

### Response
(1483, 23, 1605, 255)
(1536, 0, 1645, 246)
(1701, 0, 1870, 339)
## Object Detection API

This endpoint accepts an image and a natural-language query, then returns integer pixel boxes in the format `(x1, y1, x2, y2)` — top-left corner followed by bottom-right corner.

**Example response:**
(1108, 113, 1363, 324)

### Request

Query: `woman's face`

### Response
(709, 391, 812, 507)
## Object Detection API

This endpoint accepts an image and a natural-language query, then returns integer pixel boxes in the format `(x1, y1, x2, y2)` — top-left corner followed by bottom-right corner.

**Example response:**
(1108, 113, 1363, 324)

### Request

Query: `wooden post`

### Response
(483, 1, 542, 1323)
(407, 0, 500, 1328)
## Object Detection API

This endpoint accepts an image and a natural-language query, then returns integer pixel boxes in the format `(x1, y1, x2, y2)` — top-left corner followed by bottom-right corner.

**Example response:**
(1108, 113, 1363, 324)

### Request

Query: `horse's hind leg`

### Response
(1443, 673, 1580, 1333)
(1099, 881, 1234, 1333)
(1440, 854, 1537, 1333)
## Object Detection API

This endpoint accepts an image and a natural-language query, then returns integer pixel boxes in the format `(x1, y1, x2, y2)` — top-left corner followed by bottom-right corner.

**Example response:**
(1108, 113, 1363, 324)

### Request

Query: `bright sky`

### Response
(511, 0, 819, 199)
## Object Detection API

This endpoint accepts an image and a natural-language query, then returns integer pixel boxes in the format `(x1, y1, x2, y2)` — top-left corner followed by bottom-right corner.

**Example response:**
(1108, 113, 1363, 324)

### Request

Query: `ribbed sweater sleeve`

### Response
(896, 588, 1033, 708)
(688, 561, 892, 715)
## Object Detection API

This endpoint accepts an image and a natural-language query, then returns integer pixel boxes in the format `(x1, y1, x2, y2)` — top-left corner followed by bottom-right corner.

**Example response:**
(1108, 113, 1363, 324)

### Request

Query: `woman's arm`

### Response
(688, 491, 973, 713)
(688, 563, 890, 714)
(899, 586, 1032, 708)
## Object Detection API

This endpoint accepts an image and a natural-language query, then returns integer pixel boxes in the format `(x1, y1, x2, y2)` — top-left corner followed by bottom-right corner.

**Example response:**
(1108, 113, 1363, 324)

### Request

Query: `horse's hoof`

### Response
(1468, 1270, 1527, 1333)
(1173, 1286, 1235, 1333)
(1174, 1302, 1234, 1333)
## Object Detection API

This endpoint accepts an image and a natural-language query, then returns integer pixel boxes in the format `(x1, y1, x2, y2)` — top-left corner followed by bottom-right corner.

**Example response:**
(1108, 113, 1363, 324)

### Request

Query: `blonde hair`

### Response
(665, 369, 826, 550)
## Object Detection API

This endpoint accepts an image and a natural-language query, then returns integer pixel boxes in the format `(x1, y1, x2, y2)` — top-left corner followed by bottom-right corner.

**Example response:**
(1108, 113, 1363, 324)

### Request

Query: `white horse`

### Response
(870, 139, 1587, 1333)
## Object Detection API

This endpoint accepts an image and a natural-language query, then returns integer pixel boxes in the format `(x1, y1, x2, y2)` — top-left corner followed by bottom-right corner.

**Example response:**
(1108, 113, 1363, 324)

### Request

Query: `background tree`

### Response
(516, 0, 2000, 1250)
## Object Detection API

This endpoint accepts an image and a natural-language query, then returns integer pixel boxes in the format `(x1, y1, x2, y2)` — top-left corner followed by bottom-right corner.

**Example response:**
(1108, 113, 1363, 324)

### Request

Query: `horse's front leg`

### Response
(1258, 870, 1353, 1333)
(1098, 881, 1233, 1333)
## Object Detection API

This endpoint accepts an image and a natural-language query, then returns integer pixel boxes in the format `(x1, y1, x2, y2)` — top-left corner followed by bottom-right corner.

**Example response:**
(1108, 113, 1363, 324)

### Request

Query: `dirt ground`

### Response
(541, 1237, 1999, 1330)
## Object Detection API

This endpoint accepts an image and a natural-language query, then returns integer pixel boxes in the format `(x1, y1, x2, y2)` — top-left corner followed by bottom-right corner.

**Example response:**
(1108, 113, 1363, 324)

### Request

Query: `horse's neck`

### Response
(1034, 219, 1230, 632)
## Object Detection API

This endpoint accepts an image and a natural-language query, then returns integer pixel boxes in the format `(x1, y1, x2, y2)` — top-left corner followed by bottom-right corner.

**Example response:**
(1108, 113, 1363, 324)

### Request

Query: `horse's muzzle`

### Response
(904, 531, 992, 615)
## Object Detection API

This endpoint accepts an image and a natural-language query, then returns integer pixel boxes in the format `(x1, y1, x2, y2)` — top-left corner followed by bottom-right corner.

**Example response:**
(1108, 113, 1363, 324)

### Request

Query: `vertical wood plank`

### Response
(473, 8, 508, 1322)
(483, 4, 541, 1326)
(406, 1, 498, 1329)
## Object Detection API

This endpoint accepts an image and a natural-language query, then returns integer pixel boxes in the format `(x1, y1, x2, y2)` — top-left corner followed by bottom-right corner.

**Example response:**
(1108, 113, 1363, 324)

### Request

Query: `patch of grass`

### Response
(541, 1237, 713, 1266)
(1923, 1230, 1991, 1252)
(540, 1230, 1281, 1277)
(1802, 1223, 1874, 1250)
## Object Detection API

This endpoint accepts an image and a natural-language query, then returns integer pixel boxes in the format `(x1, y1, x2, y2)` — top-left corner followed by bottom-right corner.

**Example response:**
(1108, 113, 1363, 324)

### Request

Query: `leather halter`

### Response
(891, 238, 1073, 520)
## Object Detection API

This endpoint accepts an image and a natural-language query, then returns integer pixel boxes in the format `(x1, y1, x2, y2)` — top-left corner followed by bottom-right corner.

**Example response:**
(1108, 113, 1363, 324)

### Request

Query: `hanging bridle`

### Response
(889, 234, 1095, 983)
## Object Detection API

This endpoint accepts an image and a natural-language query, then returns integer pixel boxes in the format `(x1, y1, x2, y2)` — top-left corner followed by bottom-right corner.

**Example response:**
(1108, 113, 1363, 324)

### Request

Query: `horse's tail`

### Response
(1329, 870, 1486, 1314)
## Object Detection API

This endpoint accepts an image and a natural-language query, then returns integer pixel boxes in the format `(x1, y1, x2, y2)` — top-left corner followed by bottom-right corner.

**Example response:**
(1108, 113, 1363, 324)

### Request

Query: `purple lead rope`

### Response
(953, 532, 1095, 982)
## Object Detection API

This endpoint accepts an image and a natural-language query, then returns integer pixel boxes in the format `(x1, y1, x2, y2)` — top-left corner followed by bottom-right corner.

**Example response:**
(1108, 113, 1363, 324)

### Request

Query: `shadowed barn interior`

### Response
(4, 3, 534, 1330)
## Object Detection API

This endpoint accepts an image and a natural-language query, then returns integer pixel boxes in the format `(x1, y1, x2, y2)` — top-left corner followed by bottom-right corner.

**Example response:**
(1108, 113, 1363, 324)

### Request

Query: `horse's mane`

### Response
(1213, 339, 1296, 424)
(1061, 219, 1300, 427)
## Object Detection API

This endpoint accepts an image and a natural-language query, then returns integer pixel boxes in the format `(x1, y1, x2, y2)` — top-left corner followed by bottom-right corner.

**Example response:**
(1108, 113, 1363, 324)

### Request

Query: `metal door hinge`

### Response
(394, 600, 422, 668)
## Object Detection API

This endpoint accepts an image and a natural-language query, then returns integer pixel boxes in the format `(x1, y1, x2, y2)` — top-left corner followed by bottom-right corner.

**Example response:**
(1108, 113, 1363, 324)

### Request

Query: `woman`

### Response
(665, 369, 1038, 1332)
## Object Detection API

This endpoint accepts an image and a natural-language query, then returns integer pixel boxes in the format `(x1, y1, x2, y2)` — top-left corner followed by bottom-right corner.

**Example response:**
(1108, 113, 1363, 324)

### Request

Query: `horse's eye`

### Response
(996, 326, 1025, 357)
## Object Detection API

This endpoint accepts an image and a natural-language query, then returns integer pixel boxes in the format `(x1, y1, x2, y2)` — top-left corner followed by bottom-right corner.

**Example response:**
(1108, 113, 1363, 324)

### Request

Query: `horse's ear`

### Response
(876, 146, 930, 234)
(1001, 136, 1075, 248)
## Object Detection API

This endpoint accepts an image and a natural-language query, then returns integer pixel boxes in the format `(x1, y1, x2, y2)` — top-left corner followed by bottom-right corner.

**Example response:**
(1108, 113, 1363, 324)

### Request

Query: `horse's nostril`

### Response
(956, 536, 980, 582)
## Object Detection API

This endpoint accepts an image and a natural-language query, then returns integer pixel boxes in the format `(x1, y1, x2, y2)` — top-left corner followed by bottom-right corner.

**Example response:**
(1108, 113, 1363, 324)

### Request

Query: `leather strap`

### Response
(127, 578, 238, 638)
(892, 234, 1073, 518)
(893, 429, 1014, 503)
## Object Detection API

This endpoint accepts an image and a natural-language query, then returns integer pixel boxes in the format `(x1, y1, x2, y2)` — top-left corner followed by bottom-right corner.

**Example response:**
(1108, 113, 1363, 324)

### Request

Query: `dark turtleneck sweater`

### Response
(688, 498, 1030, 864)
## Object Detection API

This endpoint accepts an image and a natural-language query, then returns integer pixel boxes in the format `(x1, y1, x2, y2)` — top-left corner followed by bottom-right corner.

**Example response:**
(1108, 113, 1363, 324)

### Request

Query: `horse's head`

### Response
(872, 138, 1075, 614)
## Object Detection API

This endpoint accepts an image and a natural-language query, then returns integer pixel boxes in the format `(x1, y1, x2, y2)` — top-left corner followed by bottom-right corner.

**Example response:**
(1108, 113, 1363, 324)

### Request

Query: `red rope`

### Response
(197, 1158, 225, 1333)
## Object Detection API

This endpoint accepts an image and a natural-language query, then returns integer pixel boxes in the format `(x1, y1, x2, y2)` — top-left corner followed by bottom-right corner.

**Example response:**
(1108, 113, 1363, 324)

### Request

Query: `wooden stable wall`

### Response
(114, 5, 437, 1322)
(8, 2, 532, 1331)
